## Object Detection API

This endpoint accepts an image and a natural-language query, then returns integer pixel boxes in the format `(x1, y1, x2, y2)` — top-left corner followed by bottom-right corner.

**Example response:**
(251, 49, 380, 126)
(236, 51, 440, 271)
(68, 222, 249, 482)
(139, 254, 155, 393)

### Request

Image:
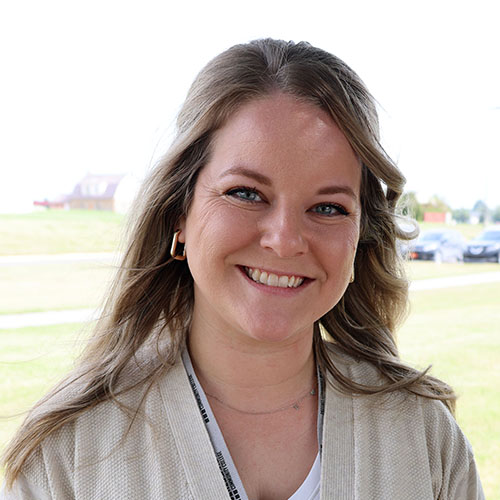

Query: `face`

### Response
(179, 93, 361, 346)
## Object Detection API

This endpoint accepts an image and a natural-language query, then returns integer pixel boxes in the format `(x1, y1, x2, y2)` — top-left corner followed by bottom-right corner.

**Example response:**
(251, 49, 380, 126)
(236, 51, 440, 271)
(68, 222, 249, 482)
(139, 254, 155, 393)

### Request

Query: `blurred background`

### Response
(1, 0, 499, 496)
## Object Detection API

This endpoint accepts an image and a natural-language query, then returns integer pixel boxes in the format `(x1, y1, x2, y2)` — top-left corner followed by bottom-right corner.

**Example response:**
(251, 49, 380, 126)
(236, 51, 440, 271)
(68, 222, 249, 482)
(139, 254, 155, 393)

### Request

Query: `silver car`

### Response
(410, 229, 466, 263)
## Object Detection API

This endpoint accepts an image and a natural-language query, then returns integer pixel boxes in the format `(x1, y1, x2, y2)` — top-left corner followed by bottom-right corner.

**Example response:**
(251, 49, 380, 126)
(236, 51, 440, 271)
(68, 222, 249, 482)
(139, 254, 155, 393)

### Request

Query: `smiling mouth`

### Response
(243, 266, 305, 288)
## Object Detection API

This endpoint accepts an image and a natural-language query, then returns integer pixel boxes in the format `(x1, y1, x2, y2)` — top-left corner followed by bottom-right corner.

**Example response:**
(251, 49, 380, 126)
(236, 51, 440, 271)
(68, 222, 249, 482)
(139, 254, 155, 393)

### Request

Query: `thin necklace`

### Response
(205, 386, 317, 415)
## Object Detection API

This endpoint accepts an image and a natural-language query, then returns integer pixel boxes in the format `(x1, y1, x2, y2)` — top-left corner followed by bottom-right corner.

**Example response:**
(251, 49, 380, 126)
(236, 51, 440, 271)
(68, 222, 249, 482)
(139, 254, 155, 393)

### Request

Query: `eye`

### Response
(225, 187, 263, 203)
(310, 203, 349, 217)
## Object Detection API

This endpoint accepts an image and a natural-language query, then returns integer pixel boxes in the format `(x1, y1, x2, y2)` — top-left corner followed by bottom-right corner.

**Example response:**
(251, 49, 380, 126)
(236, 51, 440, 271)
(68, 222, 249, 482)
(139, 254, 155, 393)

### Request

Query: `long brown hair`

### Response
(3, 38, 455, 487)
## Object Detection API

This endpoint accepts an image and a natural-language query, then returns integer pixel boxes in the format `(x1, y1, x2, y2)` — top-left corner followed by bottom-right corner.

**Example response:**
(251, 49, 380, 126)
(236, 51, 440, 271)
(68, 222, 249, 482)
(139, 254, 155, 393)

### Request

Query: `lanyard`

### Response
(182, 350, 325, 500)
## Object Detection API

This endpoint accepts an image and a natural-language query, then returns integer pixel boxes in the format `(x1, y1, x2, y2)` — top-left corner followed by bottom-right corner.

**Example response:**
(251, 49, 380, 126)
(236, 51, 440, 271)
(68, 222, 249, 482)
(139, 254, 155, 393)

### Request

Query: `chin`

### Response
(238, 316, 313, 345)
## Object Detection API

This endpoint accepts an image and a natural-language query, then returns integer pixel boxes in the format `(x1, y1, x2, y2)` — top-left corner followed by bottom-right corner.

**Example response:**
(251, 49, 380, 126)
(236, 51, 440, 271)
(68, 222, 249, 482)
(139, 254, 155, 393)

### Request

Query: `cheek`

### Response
(185, 202, 257, 261)
(348, 228, 360, 255)
(343, 216, 361, 258)
(316, 220, 360, 255)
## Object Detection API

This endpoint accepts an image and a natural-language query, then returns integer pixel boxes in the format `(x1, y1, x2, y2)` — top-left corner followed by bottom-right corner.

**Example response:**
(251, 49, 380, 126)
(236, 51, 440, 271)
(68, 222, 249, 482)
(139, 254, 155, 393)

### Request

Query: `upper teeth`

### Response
(244, 267, 304, 288)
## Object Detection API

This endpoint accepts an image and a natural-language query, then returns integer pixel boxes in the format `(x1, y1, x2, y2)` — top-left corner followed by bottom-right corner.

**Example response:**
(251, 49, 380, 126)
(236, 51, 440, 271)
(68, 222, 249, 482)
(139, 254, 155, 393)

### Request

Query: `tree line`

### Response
(400, 192, 500, 224)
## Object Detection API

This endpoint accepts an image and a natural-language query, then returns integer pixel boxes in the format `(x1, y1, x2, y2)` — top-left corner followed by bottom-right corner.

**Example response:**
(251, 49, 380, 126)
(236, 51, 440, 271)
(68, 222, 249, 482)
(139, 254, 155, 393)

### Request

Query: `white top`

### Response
(288, 452, 320, 500)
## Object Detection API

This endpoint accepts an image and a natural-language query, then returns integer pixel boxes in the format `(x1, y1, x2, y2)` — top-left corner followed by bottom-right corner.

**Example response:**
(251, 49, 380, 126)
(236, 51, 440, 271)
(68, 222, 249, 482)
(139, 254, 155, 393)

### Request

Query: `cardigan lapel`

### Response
(320, 380, 355, 499)
(159, 359, 230, 499)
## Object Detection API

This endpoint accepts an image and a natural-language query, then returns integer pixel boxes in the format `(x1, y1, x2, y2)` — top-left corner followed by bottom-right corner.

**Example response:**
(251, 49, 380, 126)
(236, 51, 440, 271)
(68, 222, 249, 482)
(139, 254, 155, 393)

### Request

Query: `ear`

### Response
(177, 217, 186, 243)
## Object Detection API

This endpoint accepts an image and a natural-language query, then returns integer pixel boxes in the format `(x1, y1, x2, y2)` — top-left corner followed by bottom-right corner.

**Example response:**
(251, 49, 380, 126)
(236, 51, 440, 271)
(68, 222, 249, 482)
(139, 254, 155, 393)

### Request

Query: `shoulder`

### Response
(19, 361, 182, 498)
(322, 341, 484, 499)
(419, 398, 484, 499)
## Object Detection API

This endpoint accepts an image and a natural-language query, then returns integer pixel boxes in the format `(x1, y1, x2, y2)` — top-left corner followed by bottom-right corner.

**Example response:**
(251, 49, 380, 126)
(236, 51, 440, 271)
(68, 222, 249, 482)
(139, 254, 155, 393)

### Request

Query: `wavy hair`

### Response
(3, 38, 455, 487)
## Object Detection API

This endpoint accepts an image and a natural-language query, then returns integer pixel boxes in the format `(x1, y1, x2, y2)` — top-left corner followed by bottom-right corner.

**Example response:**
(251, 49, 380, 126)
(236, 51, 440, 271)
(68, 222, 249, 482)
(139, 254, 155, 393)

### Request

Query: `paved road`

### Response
(1, 271, 499, 330)
(0, 308, 99, 329)
(0, 252, 118, 265)
(409, 271, 500, 290)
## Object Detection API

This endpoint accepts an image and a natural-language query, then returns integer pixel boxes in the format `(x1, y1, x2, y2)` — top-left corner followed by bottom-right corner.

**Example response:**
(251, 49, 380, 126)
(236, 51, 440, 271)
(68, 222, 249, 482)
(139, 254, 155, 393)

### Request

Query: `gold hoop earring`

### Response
(349, 267, 355, 283)
(170, 230, 186, 261)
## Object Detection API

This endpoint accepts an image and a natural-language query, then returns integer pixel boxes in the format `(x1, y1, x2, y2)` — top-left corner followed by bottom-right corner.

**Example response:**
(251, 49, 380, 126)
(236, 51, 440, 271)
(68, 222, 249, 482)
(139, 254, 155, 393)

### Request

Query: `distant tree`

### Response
(452, 208, 470, 223)
(472, 200, 489, 223)
(492, 206, 500, 223)
(398, 191, 424, 220)
(421, 195, 451, 215)
(473, 200, 488, 211)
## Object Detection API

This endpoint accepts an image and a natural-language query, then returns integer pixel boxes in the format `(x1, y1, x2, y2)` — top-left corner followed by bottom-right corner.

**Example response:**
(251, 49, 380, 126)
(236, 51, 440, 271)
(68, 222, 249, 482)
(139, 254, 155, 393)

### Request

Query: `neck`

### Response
(187, 321, 316, 414)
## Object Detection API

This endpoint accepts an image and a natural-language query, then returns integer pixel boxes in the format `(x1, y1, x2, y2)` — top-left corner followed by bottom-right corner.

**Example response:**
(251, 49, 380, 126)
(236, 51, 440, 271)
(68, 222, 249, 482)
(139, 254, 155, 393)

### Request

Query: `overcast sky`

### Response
(1, 0, 499, 213)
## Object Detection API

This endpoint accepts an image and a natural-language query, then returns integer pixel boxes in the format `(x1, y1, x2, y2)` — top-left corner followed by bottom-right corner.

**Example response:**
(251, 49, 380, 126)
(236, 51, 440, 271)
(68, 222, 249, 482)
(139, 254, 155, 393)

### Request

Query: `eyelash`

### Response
(311, 203, 349, 217)
(224, 187, 349, 217)
(225, 187, 263, 203)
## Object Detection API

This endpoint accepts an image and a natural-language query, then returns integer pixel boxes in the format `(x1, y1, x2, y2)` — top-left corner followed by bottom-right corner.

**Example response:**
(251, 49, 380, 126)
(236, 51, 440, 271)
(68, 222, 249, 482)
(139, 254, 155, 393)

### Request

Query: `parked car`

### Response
(464, 227, 500, 263)
(409, 229, 466, 263)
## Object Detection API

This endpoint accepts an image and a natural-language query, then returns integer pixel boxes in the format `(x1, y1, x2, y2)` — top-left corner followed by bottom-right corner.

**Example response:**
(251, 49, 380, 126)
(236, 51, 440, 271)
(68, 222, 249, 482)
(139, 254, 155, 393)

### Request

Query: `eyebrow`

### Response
(317, 185, 357, 199)
(220, 166, 358, 200)
(220, 166, 272, 186)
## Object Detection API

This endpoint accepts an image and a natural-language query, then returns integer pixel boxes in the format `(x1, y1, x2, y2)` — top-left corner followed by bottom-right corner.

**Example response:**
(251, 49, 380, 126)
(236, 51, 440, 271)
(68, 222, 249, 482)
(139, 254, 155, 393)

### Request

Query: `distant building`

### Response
(68, 173, 140, 213)
(34, 173, 141, 214)
(423, 212, 452, 224)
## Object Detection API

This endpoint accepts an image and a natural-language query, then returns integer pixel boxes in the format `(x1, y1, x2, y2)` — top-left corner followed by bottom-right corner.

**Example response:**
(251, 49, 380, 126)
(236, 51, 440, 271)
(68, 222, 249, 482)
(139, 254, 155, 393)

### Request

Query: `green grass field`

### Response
(0, 210, 124, 255)
(0, 261, 116, 314)
(0, 323, 87, 477)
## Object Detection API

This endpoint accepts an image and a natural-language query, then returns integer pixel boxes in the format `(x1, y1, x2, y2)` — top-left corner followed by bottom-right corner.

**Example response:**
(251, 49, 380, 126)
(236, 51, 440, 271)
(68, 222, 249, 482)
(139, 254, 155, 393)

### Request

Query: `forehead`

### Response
(203, 93, 361, 189)
(216, 94, 348, 151)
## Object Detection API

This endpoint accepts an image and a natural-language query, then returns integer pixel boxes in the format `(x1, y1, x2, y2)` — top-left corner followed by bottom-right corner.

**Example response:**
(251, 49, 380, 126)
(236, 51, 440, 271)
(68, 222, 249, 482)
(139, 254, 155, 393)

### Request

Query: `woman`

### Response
(2, 38, 484, 499)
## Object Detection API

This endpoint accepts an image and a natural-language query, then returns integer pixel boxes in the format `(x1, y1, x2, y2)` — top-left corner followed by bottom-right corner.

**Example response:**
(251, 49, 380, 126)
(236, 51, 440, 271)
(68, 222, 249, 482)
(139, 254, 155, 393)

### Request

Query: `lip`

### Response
(237, 265, 312, 294)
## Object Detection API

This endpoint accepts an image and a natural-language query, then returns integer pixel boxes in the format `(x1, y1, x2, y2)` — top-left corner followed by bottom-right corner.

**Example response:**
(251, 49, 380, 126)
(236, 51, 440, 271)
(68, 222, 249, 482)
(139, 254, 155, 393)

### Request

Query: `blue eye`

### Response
(226, 187, 263, 203)
(311, 203, 349, 216)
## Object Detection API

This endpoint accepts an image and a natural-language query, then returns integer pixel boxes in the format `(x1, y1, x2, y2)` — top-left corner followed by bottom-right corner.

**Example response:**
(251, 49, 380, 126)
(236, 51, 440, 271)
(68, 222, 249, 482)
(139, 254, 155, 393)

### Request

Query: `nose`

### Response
(259, 207, 309, 258)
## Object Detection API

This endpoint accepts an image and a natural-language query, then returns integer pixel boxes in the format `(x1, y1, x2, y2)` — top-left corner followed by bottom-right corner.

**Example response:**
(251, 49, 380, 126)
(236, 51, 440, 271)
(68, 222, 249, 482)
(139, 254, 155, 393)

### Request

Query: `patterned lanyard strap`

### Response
(182, 350, 325, 500)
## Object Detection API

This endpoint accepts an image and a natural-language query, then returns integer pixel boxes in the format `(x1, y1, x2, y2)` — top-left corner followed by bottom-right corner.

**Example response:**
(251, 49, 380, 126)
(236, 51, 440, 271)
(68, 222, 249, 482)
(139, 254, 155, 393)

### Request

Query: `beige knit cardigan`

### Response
(3, 346, 484, 499)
